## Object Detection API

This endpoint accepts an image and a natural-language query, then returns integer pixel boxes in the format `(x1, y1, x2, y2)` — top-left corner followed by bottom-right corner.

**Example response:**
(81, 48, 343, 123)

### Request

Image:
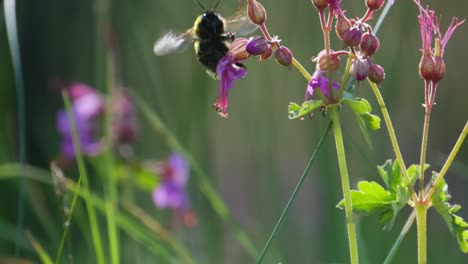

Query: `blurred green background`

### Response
(1, 0, 468, 263)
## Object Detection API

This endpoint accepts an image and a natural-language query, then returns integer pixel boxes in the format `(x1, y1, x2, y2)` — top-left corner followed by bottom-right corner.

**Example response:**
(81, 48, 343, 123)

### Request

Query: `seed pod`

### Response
(350, 57, 370, 81)
(366, 0, 385, 11)
(247, 0, 267, 25)
(275, 46, 293, 67)
(335, 14, 352, 40)
(368, 63, 385, 84)
(313, 49, 341, 72)
(360, 31, 380, 57)
(246, 36, 270, 55)
(343, 26, 362, 47)
(432, 56, 445, 83)
(419, 53, 435, 81)
(312, 0, 329, 10)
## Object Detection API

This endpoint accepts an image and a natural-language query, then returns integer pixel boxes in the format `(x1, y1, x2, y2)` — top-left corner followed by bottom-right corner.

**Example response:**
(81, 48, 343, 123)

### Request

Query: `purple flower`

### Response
(306, 70, 340, 100)
(57, 83, 103, 159)
(152, 153, 190, 210)
(111, 90, 138, 146)
(213, 52, 248, 118)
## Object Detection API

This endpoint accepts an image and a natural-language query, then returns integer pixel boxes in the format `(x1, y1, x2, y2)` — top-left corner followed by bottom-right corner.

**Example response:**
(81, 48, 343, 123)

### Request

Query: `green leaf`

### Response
(432, 179, 468, 253)
(377, 159, 402, 193)
(288, 100, 323, 119)
(355, 114, 373, 149)
(361, 113, 381, 131)
(337, 181, 393, 214)
(407, 163, 430, 185)
(342, 98, 372, 115)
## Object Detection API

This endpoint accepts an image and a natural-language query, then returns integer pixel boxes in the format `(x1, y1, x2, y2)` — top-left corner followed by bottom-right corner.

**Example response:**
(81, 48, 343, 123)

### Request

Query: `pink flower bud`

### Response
(335, 14, 352, 40)
(360, 31, 380, 57)
(343, 26, 362, 47)
(350, 57, 370, 81)
(246, 36, 270, 55)
(247, 0, 267, 25)
(274, 46, 293, 67)
(313, 49, 341, 71)
(419, 53, 435, 81)
(230, 38, 250, 61)
(312, 0, 329, 10)
(432, 56, 445, 83)
(368, 63, 385, 84)
(366, 0, 385, 10)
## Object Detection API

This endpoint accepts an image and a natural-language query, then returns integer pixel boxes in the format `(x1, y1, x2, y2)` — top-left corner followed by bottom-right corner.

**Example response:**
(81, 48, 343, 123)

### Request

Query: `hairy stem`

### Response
(330, 107, 359, 264)
(419, 109, 431, 198)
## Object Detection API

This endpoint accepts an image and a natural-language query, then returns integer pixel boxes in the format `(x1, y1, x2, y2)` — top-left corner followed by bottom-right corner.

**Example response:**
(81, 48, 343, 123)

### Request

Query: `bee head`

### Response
(194, 11, 225, 39)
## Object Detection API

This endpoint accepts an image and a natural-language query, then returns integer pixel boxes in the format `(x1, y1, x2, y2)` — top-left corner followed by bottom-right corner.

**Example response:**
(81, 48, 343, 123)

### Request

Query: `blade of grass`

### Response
(61, 91, 105, 264)
(0, 163, 184, 263)
(25, 231, 54, 264)
(4, 0, 27, 257)
(132, 92, 258, 258)
(257, 121, 332, 263)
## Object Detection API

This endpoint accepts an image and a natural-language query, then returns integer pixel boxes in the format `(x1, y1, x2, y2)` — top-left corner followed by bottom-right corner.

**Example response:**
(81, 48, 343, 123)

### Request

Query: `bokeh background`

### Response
(1, 0, 468, 263)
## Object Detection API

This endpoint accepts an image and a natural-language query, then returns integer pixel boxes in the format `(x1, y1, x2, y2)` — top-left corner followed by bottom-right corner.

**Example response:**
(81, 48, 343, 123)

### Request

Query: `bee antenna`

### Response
(213, 0, 221, 10)
(194, 0, 206, 10)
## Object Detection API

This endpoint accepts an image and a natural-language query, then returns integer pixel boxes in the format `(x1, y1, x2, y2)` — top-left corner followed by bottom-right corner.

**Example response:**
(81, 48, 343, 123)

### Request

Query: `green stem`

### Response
(425, 121, 468, 201)
(62, 91, 105, 264)
(419, 110, 431, 198)
(415, 205, 428, 264)
(291, 57, 312, 82)
(256, 122, 332, 263)
(368, 81, 418, 202)
(329, 107, 359, 264)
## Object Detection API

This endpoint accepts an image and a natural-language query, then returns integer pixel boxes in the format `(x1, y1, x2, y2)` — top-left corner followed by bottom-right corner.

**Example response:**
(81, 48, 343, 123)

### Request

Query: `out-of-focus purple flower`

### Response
(306, 70, 340, 100)
(213, 46, 248, 118)
(57, 83, 104, 159)
(152, 153, 190, 210)
(111, 90, 138, 146)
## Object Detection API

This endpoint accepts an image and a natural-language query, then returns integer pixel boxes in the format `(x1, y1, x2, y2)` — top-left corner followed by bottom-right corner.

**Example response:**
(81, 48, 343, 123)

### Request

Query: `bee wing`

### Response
(225, 15, 258, 37)
(153, 29, 194, 56)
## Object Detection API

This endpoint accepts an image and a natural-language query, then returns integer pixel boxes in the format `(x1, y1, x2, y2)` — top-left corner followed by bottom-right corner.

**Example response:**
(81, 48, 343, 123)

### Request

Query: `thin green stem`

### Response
(55, 167, 83, 263)
(415, 205, 428, 264)
(62, 91, 105, 264)
(256, 122, 332, 264)
(419, 110, 431, 198)
(338, 53, 355, 98)
(369, 81, 418, 202)
(291, 57, 312, 82)
(425, 121, 468, 201)
(329, 107, 359, 264)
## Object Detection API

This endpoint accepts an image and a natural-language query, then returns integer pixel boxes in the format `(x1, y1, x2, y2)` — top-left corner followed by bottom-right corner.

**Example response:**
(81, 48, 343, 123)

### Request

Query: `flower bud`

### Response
(419, 53, 435, 81)
(343, 26, 362, 47)
(274, 46, 293, 67)
(368, 63, 385, 84)
(350, 57, 370, 81)
(230, 38, 250, 60)
(366, 0, 385, 10)
(259, 47, 273, 62)
(312, 0, 329, 10)
(313, 49, 341, 71)
(335, 14, 352, 40)
(246, 36, 270, 55)
(360, 31, 380, 57)
(247, 0, 267, 25)
(432, 56, 445, 82)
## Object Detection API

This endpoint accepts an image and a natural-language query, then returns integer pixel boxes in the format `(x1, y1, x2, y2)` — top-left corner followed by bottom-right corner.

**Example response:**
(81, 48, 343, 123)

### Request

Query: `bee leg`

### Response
(222, 32, 235, 42)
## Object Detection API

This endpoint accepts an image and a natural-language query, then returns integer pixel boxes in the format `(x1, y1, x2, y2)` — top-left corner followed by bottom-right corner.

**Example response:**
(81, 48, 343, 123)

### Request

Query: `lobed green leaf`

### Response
(288, 100, 323, 119)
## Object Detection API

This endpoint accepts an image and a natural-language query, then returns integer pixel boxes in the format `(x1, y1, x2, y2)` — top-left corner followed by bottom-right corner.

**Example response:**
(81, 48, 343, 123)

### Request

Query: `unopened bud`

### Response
(247, 0, 267, 25)
(350, 57, 370, 81)
(312, 0, 329, 10)
(246, 36, 270, 55)
(368, 63, 385, 84)
(432, 56, 445, 82)
(275, 46, 293, 67)
(419, 53, 435, 81)
(366, 0, 385, 10)
(230, 38, 250, 60)
(343, 26, 362, 47)
(335, 14, 352, 40)
(360, 31, 380, 57)
(259, 47, 273, 62)
(313, 49, 341, 71)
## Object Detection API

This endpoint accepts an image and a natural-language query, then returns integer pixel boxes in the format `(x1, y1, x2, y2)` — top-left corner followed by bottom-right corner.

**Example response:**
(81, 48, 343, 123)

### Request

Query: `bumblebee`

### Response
(153, 0, 256, 78)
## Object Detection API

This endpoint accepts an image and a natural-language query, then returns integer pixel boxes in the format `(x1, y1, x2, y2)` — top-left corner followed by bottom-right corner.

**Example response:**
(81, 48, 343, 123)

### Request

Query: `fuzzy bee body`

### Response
(154, 4, 256, 78)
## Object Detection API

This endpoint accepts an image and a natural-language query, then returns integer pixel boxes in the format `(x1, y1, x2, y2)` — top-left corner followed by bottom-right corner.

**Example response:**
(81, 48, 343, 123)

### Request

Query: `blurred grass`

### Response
(1, 0, 468, 263)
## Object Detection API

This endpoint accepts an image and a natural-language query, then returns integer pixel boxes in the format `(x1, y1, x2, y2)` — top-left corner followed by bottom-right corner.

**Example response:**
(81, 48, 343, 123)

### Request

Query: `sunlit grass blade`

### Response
(132, 93, 258, 258)
(257, 121, 332, 263)
(61, 91, 105, 264)
(25, 230, 54, 264)
(4, 0, 27, 257)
